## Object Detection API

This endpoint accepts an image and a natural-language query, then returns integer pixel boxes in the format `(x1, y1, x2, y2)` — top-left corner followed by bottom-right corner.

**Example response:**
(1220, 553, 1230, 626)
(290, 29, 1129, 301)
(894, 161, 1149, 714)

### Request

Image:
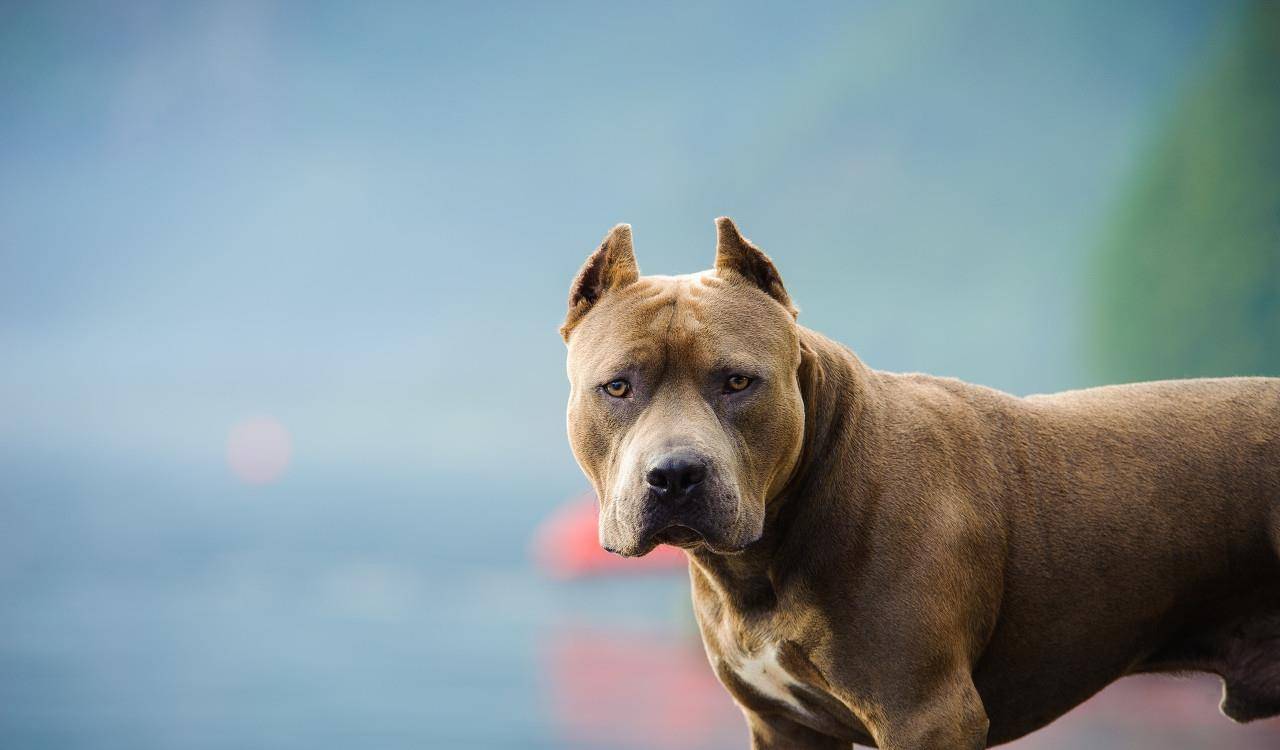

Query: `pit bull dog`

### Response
(559, 218, 1280, 749)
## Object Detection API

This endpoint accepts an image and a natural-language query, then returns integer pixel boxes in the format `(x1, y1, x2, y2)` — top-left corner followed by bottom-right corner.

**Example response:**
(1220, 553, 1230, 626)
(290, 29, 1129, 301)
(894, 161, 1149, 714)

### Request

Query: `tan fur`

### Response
(562, 219, 1280, 749)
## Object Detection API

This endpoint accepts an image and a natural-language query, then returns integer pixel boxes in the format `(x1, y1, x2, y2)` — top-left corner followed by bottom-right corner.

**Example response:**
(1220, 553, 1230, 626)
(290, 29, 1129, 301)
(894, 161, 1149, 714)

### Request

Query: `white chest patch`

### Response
(730, 642, 810, 716)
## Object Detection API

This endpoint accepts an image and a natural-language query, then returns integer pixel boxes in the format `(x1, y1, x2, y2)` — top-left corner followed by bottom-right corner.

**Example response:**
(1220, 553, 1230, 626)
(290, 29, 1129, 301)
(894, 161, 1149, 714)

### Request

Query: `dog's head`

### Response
(561, 218, 805, 557)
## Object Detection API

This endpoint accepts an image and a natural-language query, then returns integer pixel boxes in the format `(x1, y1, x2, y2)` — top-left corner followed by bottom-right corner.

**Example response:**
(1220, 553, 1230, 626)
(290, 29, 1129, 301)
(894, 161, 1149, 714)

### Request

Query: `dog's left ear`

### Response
(561, 223, 640, 341)
(714, 217, 796, 316)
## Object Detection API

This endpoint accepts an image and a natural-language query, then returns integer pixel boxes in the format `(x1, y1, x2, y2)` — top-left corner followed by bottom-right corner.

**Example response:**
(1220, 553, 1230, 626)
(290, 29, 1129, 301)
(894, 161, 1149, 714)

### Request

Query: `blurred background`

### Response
(2, 0, 1278, 748)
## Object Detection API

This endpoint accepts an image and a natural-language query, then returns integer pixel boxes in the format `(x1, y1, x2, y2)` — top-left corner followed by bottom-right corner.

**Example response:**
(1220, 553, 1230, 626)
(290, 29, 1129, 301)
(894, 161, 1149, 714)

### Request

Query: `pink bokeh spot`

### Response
(226, 416, 292, 484)
(533, 495, 688, 578)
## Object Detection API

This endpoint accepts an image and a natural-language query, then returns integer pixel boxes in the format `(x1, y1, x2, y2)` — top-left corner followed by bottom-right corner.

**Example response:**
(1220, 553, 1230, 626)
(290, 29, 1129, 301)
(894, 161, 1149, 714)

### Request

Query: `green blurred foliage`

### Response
(1092, 0, 1280, 383)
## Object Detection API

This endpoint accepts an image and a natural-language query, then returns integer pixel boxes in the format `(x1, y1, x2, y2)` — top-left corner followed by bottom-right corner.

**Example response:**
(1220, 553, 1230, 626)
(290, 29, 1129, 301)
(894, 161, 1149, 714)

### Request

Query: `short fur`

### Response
(561, 218, 1280, 749)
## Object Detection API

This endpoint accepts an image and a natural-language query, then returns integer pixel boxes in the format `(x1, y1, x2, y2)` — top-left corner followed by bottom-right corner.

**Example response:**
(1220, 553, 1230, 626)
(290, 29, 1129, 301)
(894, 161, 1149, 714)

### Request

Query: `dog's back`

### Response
(873, 372, 1280, 740)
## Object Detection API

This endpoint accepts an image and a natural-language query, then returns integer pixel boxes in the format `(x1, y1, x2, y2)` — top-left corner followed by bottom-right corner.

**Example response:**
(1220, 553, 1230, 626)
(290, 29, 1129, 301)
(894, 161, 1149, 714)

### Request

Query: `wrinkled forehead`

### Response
(567, 272, 798, 378)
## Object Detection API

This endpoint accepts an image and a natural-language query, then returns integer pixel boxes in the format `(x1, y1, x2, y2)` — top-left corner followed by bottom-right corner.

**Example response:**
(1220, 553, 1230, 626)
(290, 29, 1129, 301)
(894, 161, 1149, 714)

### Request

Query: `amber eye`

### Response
(725, 374, 752, 392)
(603, 379, 631, 398)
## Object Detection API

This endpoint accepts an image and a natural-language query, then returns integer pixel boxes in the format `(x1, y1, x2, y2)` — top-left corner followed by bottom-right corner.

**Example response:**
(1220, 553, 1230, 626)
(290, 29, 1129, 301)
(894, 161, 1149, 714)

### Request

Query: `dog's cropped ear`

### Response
(560, 223, 640, 341)
(714, 217, 796, 316)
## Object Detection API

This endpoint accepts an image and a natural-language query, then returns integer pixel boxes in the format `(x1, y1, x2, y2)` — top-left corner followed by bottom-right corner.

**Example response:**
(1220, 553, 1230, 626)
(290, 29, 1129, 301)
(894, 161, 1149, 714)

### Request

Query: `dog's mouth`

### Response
(601, 488, 754, 557)
(605, 521, 752, 558)
(651, 523, 707, 549)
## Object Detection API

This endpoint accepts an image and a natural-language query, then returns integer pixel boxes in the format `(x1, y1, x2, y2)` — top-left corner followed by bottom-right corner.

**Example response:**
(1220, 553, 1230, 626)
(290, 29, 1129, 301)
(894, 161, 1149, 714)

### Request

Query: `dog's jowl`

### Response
(560, 218, 1280, 750)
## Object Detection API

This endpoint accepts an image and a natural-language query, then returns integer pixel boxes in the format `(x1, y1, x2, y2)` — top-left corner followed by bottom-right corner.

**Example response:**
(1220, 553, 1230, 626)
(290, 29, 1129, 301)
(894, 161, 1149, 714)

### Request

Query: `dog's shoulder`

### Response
(869, 370, 1025, 444)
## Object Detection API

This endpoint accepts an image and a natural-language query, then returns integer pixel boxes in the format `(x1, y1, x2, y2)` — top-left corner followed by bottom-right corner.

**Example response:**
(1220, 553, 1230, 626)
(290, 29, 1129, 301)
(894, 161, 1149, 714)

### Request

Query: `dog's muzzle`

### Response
(635, 449, 717, 549)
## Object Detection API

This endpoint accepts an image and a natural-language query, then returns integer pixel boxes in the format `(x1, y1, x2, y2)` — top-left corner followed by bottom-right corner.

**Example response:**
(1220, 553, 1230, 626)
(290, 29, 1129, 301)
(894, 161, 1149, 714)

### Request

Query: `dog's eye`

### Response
(603, 379, 631, 398)
(725, 374, 752, 393)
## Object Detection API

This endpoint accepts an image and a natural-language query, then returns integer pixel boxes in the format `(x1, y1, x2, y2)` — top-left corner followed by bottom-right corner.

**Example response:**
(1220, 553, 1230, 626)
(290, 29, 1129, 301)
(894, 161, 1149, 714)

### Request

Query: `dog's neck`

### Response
(687, 325, 877, 612)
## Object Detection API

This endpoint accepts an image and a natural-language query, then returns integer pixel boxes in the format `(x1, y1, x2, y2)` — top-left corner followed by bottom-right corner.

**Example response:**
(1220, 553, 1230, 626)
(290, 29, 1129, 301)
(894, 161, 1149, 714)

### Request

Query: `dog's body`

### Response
(561, 219, 1280, 749)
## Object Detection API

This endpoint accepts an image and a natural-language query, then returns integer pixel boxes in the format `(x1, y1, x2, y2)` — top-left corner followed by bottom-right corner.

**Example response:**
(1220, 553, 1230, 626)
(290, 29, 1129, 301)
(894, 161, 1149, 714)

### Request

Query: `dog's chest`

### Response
(690, 580, 872, 740)
(694, 598, 819, 718)
(721, 640, 811, 715)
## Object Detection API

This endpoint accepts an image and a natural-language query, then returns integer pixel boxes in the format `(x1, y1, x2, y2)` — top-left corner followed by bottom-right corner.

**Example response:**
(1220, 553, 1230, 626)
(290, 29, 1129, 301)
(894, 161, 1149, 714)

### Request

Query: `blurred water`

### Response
(0, 450, 693, 748)
(4, 451, 1279, 749)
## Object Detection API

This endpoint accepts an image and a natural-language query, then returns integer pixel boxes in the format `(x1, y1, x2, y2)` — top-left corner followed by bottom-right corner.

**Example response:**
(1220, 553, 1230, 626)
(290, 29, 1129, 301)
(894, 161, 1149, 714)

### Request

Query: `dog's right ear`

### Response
(714, 217, 796, 317)
(560, 223, 640, 341)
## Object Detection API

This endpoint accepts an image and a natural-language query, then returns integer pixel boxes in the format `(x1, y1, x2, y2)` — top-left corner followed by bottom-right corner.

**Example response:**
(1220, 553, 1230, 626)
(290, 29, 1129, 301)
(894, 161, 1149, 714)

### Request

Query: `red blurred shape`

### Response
(533, 495, 687, 578)
(541, 627, 744, 749)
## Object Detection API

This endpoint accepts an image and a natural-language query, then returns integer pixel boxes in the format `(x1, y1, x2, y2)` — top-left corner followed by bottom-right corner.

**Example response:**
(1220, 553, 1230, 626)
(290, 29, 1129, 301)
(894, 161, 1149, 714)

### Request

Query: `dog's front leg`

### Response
(745, 710, 849, 750)
(870, 676, 988, 750)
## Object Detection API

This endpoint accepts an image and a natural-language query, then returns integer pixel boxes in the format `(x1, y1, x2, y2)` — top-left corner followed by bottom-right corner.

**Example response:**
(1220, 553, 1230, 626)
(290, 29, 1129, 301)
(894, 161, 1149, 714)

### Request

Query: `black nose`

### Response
(646, 452, 708, 500)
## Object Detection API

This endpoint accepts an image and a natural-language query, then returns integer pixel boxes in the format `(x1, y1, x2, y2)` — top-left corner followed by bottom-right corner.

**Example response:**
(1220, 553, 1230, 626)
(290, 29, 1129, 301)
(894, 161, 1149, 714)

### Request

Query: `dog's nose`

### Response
(646, 452, 707, 500)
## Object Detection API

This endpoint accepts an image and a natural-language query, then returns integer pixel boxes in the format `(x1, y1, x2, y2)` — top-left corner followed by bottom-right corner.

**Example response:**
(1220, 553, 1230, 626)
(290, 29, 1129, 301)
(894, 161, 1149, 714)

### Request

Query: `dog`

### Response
(559, 218, 1280, 749)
